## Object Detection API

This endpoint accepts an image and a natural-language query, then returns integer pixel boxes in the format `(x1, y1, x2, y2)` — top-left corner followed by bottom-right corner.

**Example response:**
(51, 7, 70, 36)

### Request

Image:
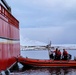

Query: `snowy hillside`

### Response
(20, 35, 76, 50)
(51, 44, 76, 50)
(20, 36, 47, 46)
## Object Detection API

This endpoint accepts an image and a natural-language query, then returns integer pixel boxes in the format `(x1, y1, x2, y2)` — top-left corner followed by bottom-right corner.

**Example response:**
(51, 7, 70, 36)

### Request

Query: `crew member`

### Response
(62, 49, 68, 60)
(58, 50, 61, 60)
(49, 50, 54, 59)
(54, 48, 59, 60)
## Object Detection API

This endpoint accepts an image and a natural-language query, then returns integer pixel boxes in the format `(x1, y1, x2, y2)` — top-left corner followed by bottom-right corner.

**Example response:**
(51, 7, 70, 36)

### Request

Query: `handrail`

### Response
(1, 0, 11, 12)
(0, 3, 19, 28)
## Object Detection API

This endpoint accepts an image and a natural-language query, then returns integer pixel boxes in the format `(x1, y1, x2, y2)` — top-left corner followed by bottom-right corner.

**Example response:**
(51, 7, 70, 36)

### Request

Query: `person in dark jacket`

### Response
(49, 50, 54, 59)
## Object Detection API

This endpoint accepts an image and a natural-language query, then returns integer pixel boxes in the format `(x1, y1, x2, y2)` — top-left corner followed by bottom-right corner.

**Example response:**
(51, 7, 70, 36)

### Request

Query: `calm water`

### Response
(11, 50, 76, 75)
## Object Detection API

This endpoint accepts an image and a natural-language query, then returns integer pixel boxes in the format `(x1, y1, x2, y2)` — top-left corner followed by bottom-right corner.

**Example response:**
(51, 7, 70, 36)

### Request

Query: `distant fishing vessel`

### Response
(0, 0, 20, 74)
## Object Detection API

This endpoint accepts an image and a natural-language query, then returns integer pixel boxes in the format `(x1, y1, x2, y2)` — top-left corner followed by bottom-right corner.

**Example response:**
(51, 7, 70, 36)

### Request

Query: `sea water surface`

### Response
(11, 49, 76, 75)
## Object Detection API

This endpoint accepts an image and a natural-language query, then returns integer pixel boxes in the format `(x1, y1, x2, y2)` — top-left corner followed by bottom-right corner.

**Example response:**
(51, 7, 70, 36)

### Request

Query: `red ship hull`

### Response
(18, 57, 76, 67)
(0, 4, 20, 73)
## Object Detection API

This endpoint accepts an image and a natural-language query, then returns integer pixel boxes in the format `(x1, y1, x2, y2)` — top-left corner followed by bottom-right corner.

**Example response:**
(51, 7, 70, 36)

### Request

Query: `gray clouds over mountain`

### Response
(7, 0, 76, 44)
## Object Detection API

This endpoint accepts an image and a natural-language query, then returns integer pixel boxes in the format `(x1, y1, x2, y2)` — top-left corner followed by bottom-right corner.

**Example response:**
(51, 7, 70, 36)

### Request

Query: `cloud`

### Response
(20, 27, 64, 44)
(20, 35, 47, 46)
(20, 24, 76, 44)
(7, 0, 76, 28)
(6, 0, 76, 44)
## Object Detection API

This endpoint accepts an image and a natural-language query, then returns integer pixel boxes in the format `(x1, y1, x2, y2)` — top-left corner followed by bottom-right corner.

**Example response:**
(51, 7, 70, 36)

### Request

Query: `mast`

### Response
(47, 41, 52, 59)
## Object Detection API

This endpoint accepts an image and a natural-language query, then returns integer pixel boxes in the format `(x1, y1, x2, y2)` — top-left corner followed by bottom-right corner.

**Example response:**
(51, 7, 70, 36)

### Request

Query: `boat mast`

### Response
(46, 41, 52, 59)
(46, 41, 51, 49)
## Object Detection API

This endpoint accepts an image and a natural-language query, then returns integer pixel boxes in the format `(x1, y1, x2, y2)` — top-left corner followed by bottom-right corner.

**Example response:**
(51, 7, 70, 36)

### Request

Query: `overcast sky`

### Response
(7, 0, 76, 44)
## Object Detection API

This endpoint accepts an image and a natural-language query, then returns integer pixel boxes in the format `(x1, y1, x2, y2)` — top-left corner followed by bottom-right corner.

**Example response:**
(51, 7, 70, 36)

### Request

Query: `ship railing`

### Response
(0, 3, 19, 28)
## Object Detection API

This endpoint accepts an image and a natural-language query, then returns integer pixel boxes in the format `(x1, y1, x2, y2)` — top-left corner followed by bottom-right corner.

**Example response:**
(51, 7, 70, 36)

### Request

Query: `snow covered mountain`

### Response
(20, 36, 47, 46)
(51, 44, 76, 50)
(20, 35, 76, 50)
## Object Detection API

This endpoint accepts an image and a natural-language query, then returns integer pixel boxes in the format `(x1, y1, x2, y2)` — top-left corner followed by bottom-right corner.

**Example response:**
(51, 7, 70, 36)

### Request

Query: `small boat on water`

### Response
(18, 57, 76, 67)
(18, 42, 76, 68)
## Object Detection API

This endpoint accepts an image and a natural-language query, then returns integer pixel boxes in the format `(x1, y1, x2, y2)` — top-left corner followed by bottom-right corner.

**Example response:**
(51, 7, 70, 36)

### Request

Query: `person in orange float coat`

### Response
(54, 48, 59, 60)
(57, 50, 61, 60)
(63, 49, 68, 60)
